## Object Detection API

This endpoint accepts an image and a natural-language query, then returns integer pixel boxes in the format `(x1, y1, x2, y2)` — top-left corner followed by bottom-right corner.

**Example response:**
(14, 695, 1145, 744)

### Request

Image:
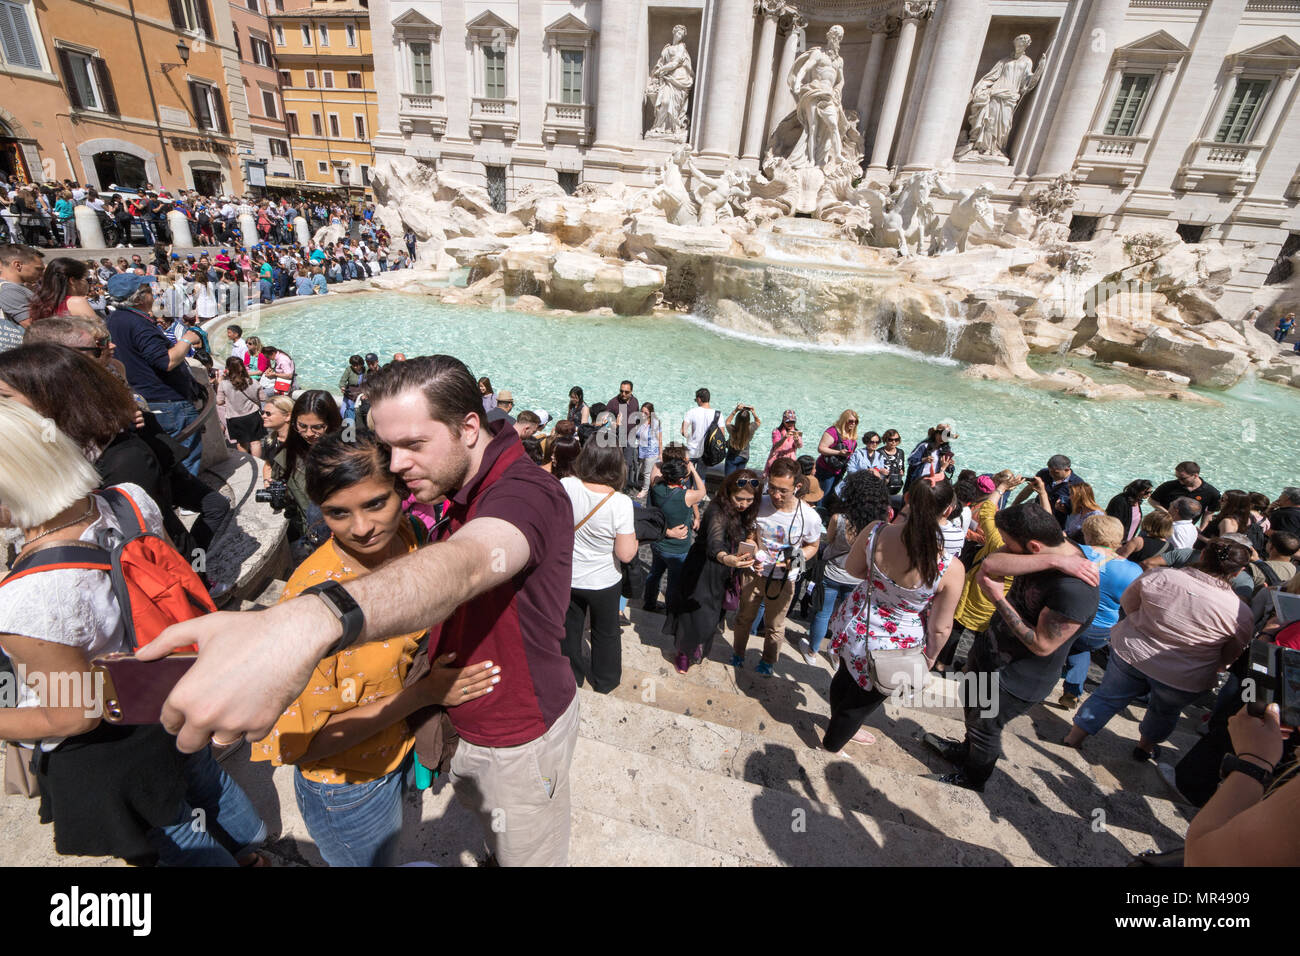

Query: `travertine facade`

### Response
(369, 0, 1300, 300)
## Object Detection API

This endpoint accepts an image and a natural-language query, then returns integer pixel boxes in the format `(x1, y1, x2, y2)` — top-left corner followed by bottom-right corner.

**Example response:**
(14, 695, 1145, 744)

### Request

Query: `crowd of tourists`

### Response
(0, 296, 1296, 866)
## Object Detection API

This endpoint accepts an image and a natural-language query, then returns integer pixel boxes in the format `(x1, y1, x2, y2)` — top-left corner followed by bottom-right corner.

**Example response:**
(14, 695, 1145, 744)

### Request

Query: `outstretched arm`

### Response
(141, 516, 531, 752)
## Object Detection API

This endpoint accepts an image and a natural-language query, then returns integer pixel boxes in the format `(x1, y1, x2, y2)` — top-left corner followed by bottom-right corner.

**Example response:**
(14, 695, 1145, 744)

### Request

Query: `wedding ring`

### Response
(212, 733, 242, 747)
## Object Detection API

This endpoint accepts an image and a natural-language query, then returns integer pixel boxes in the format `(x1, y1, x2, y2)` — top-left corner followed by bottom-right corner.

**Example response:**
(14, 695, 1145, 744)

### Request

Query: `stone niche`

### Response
(956, 15, 1061, 167)
(642, 9, 704, 140)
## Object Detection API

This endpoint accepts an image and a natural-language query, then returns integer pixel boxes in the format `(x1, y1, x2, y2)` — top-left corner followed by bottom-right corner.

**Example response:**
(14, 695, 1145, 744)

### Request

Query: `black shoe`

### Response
(923, 771, 985, 794)
(922, 732, 966, 765)
(1132, 745, 1157, 763)
(642, 601, 661, 613)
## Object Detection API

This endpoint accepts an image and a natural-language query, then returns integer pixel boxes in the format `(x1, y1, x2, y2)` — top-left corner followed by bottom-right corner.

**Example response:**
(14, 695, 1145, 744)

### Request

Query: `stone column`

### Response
(596, 0, 635, 146)
(768, 11, 805, 136)
(294, 215, 311, 246)
(1251, 68, 1298, 147)
(854, 15, 890, 143)
(1248, 69, 1300, 198)
(167, 209, 193, 248)
(238, 213, 257, 248)
(741, 1, 783, 160)
(900, 0, 988, 170)
(1034, 0, 1131, 178)
(697, 0, 758, 159)
(867, 3, 931, 176)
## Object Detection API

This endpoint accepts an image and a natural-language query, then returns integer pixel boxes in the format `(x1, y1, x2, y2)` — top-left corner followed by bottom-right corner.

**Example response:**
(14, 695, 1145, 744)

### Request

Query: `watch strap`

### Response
(302, 581, 365, 656)
(1219, 753, 1272, 787)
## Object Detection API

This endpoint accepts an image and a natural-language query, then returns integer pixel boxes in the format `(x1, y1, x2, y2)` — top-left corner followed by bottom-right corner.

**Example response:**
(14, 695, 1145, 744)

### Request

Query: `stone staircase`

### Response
(0, 583, 1199, 867)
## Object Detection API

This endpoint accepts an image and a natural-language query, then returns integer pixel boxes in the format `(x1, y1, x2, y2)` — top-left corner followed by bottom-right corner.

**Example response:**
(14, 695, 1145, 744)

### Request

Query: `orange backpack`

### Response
(0, 487, 208, 651)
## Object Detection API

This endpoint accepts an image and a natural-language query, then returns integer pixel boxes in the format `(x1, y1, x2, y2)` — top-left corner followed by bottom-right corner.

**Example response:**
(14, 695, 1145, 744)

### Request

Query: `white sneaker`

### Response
(799, 638, 818, 667)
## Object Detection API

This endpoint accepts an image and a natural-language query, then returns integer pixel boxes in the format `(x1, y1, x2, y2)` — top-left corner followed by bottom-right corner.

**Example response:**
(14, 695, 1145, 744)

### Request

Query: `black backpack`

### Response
(701, 411, 727, 467)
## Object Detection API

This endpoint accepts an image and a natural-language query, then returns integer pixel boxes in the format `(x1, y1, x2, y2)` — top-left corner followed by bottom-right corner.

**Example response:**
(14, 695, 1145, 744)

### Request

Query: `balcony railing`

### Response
(1074, 133, 1151, 186)
(469, 96, 519, 141)
(1176, 139, 1266, 194)
(543, 101, 592, 145)
(397, 91, 447, 136)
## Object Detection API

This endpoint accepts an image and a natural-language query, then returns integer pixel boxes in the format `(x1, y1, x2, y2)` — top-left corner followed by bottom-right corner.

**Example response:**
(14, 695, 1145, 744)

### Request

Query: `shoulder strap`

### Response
(0, 541, 112, 587)
(1254, 559, 1282, 588)
(100, 486, 146, 539)
(575, 490, 617, 533)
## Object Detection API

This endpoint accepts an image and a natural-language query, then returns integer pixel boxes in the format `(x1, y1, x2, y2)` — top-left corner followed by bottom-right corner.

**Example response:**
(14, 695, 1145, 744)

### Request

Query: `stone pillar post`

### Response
(167, 209, 193, 248)
(596, 0, 634, 146)
(867, 3, 931, 176)
(238, 213, 257, 248)
(1034, 0, 1131, 178)
(697, 0, 758, 159)
(294, 215, 311, 246)
(741, 1, 783, 160)
(75, 205, 105, 249)
(900, 0, 988, 170)
(768, 11, 805, 137)
(854, 15, 890, 143)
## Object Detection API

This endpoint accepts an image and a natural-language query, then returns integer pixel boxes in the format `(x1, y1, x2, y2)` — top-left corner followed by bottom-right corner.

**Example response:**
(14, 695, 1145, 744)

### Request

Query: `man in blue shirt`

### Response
(104, 273, 204, 475)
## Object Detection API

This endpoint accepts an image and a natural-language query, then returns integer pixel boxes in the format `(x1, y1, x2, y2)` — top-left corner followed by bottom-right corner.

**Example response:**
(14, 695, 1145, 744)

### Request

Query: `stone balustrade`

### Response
(1074, 133, 1154, 186)
(1177, 139, 1266, 193)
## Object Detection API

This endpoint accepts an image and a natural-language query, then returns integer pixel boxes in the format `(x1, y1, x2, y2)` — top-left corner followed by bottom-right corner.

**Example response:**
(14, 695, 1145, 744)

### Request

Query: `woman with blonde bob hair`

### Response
(0, 400, 267, 866)
(815, 409, 860, 506)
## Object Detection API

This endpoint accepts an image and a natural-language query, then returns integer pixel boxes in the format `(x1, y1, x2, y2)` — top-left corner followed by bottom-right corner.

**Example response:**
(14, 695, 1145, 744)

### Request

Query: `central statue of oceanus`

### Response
(765, 24, 865, 174)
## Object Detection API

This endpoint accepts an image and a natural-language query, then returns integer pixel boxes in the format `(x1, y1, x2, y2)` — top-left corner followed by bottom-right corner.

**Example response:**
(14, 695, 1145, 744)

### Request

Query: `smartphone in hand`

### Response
(93, 652, 198, 724)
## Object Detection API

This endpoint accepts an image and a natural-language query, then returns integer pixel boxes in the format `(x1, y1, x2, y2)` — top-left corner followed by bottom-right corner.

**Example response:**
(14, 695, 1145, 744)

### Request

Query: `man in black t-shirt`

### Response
(1149, 461, 1219, 529)
(924, 504, 1099, 793)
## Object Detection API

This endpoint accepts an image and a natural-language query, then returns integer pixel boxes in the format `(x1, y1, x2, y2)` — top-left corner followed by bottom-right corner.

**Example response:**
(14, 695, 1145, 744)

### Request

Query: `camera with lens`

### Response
(256, 479, 288, 511)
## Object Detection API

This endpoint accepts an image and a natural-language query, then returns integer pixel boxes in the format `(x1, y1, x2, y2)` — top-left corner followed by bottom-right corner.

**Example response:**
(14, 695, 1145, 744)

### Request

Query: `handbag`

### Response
(273, 378, 292, 395)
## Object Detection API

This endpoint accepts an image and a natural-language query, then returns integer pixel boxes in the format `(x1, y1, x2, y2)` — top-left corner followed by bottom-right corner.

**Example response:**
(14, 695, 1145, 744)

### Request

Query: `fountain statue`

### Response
(766, 25, 865, 173)
(936, 183, 997, 254)
(645, 25, 695, 142)
(956, 33, 1046, 163)
(686, 157, 750, 226)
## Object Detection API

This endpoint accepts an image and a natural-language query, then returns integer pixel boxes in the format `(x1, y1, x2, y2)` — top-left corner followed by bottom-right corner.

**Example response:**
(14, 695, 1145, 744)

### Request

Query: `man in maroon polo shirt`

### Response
(144, 355, 580, 866)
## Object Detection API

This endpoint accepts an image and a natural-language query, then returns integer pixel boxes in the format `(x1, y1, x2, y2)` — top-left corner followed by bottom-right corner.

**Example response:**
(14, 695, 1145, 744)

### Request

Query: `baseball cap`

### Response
(106, 272, 156, 299)
(170, 253, 180, 260)
(534, 410, 551, 427)
(365, 352, 379, 363)
(782, 409, 797, 424)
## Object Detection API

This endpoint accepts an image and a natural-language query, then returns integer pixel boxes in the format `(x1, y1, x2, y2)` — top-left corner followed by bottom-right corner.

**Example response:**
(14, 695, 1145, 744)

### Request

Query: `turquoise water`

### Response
(247, 292, 1300, 503)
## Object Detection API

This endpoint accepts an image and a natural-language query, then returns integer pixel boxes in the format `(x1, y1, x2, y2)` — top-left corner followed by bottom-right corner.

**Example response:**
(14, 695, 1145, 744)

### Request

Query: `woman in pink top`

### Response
(1065, 539, 1254, 760)
(765, 409, 803, 474)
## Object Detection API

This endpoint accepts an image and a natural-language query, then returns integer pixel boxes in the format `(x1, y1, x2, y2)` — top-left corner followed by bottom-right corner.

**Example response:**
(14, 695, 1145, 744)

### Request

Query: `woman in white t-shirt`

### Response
(561, 441, 637, 693)
(0, 399, 266, 865)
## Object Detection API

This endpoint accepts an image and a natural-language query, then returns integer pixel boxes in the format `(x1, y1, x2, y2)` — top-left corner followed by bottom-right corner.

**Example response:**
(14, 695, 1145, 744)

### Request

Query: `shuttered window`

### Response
(188, 80, 228, 133)
(560, 50, 583, 105)
(1215, 78, 1271, 144)
(0, 0, 41, 69)
(410, 42, 432, 94)
(57, 48, 116, 113)
(1103, 73, 1152, 137)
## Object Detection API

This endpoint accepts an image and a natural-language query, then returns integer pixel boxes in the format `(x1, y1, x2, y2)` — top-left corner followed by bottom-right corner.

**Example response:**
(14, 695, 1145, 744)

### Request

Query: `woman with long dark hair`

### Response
(724, 403, 761, 475)
(567, 386, 591, 427)
(218, 355, 265, 456)
(479, 376, 496, 414)
(27, 257, 99, 322)
(271, 389, 343, 564)
(802, 471, 891, 668)
(551, 435, 582, 479)
(1065, 538, 1254, 759)
(824, 477, 965, 751)
(666, 469, 763, 673)
(1063, 482, 1104, 540)
(1105, 479, 1152, 543)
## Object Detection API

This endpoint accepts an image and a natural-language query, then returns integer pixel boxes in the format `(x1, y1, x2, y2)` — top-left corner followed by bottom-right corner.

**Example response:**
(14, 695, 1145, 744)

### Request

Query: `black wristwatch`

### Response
(1218, 753, 1273, 787)
(302, 581, 365, 656)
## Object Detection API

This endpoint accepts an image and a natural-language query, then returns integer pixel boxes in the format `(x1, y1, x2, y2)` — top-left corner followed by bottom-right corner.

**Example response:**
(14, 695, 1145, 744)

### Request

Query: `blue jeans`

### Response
(1073, 652, 1203, 744)
(808, 578, 858, 653)
(294, 759, 410, 867)
(1061, 622, 1112, 696)
(644, 548, 687, 608)
(723, 451, 750, 476)
(816, 467, 845, 504)
(148, 747, 266, 866)
(340, 397, 357, 421)
(149, 399, 202, 476)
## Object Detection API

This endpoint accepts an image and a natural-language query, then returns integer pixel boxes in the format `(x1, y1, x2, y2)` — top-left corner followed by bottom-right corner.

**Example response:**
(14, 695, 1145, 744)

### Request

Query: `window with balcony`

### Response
(560, 50, 583, 105)
(483, 45, 504, 99)
(1214, 78, 1271, 144)
(410, 42, 432, 94)
(1103, 73, 1151, 137)
(188, 79, 228, 133)
(57, 47, 116, 113)
(262, 89, 278, 118)
(251, 37, 272, 67)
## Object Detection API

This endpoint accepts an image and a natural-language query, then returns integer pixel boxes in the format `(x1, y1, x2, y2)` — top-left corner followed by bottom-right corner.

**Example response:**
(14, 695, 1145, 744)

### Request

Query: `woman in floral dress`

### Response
(823, 477, 965, 752)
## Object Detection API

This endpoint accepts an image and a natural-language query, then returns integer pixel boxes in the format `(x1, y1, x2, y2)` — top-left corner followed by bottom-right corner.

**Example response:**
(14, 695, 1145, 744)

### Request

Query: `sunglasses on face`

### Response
(735, 478, 761, 490)
(296, 422, 328, 434)
(866, 440, 880, 446)
(73, 337, 110, 356)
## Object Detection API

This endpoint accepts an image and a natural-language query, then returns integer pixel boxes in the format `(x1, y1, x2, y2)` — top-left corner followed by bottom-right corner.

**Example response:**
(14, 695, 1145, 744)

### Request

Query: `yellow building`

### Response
(0, 0, 249, 195)
(269, 1, 376, 196)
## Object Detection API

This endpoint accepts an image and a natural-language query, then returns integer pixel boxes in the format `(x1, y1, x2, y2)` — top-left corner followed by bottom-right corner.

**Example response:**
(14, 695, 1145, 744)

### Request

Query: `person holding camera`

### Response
(268, 390, 343, 566)
(724, 403, 762, 475)
(814, 410, 860, 506)
(732, 457, 824, 677)
(766, 410, 803, 474)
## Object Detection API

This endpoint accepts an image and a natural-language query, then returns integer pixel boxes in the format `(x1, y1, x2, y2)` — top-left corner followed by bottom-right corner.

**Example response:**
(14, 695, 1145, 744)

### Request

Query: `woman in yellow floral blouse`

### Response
(251, 434, 500, 866)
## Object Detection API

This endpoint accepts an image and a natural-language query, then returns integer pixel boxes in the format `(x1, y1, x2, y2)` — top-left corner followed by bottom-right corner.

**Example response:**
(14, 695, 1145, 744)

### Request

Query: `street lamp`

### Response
(161, 38, 191, 73)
